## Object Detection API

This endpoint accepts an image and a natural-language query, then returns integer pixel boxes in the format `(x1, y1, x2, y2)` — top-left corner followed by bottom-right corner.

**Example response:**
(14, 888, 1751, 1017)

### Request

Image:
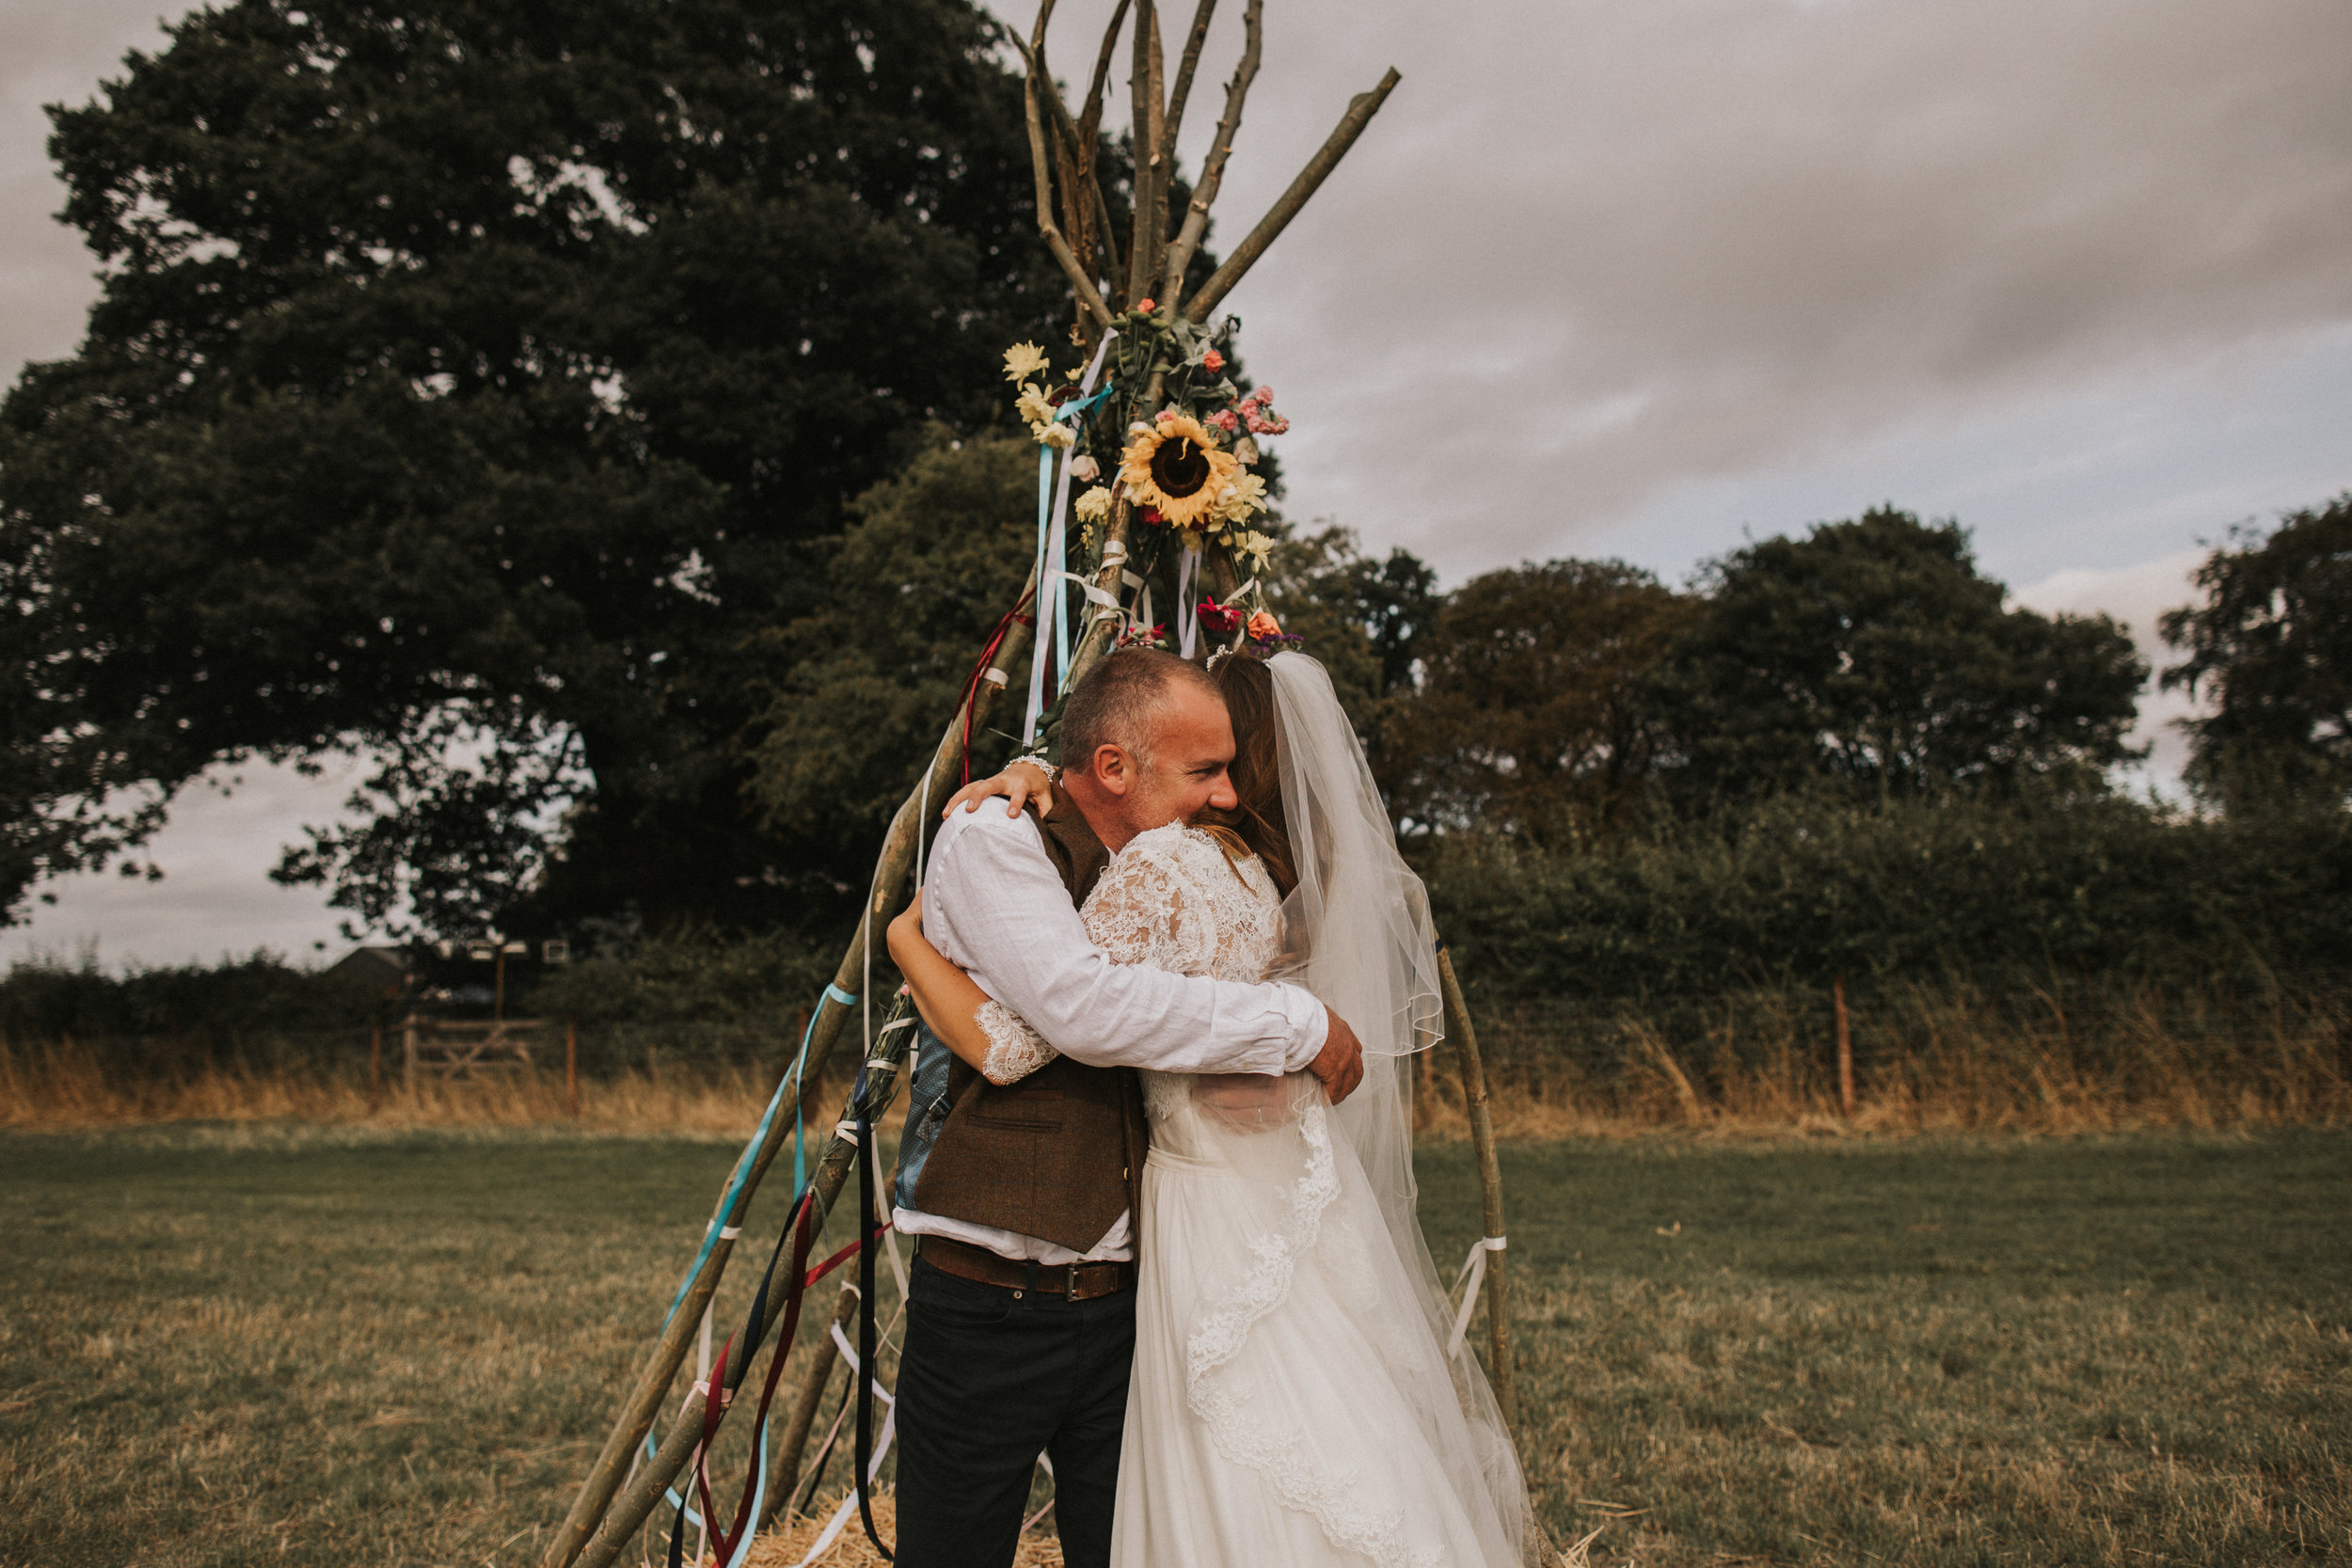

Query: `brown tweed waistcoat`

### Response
(903, 805, 1152, 1253)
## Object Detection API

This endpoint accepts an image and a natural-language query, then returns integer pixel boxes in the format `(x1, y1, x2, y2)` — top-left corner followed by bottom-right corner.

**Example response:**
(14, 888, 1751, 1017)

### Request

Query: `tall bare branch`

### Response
(1021, 26, 1116, 332)
(1159, 0, 1259, 305)
(1077, 0, 1134, 291)
(1125, 2, 1168, 305)
(1080, 0, 1131, 136)
(1141, 12, 1168, 299)
(1163, 0, 1217, 163)
(1184, 66, 1400, 323)
(1010, 31, 1126, 317)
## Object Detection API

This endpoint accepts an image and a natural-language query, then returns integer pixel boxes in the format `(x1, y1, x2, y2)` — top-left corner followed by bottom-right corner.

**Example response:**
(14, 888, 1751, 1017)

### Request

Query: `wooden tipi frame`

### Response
(542, 9, 1521, 1565)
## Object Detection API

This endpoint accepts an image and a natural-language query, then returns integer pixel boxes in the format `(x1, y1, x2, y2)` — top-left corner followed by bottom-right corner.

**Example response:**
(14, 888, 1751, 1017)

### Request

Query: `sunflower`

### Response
(1118, 414, 1240, 530)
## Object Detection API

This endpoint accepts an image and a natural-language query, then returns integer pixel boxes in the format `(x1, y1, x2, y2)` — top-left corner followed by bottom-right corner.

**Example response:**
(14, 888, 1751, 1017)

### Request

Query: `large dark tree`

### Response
(1653, 508, 2146, 803)
(2161, 495, 2352, 813)
(1379, 559, 1694, 840)
(0, 0, 1073, 937)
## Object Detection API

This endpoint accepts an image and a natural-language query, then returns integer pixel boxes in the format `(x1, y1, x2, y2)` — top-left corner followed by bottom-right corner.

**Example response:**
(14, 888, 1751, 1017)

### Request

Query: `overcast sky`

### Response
(8, 0, 2349, 968)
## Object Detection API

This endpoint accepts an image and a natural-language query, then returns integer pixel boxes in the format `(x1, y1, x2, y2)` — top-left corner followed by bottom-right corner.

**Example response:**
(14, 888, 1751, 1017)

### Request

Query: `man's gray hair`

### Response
(1060, 649, 1220, 772)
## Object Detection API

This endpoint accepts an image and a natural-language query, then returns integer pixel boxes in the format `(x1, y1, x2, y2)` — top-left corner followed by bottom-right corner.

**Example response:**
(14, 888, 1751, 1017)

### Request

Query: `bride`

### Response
(887, 649, 1534, 1567)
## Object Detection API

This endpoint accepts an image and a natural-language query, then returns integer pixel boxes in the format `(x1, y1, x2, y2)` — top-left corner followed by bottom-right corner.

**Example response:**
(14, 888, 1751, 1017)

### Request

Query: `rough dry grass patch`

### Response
(3, 1126, 2346, 1566)
(1413, 1132, 2352, 1565)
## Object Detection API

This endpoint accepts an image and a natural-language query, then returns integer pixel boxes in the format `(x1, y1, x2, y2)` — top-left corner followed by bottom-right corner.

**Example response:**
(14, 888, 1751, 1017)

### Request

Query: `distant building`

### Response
(326, 944, 411, 998)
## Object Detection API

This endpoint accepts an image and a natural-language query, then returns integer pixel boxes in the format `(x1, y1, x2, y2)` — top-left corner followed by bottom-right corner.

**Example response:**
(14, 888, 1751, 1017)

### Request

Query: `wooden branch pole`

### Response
(565, 1017, 580, 1118)
(1434, 942, 1520, 1433)
(1126, 0, 1167, 304)
(1013, 33, 1125, 311)
(1185, 66, 1400, 323)
(1162, 0, 1218, 160)
(543, 610, 1035, 1568)
(1834, 974, 1855, 1119)
(1160, 0, 1260, 302)
(771, 1282, 860, 1513)
(569, 1008, 919, 1568)
(1019, 53, 1117, 333)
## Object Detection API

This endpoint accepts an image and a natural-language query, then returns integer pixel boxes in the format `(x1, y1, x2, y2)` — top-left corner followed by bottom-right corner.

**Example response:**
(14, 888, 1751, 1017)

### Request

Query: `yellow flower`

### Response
(1117, 414, 1240, 530)
(1235, 529, 1278, 571)
(1036, 420, 1076, 450)
(1074, 485, 1113, 522)
(1003, 341, 1049, 384)
(1014, 387, 1055, 427)
(1213, 470, 1268, 526)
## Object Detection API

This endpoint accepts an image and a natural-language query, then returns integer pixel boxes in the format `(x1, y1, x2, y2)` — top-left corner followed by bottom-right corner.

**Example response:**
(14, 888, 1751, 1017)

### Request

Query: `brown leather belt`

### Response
(916, 1235, 1135, 1302)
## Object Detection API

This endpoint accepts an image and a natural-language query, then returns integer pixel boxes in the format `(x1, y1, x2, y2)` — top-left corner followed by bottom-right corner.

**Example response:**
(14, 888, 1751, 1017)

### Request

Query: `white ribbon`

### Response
(1445, 1235, 1508, 1359)
(1175, 547, 1200, 657)
(787, 1407, 898, 1568)
(1024, 329, 1120, 744)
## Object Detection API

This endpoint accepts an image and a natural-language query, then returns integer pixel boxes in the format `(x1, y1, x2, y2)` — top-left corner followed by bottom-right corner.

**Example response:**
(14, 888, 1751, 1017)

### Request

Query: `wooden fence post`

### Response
(1834, 974, 1855, 1119)
(401, 1014, 419, 1093)
(565, 1018, 580, 1118)
(1433, 942, 1519, 1433)
(368, 1022, 384, 1109)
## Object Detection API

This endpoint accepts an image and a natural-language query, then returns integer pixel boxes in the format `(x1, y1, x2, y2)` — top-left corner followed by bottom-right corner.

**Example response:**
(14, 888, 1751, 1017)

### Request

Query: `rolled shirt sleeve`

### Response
(921, 808, 1328, 1075)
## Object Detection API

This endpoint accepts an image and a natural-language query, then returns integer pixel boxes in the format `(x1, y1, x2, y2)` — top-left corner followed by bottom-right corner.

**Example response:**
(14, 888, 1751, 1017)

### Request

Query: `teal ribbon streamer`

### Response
(642, 981, 858, 1535)
(649, 982, 857, 1388)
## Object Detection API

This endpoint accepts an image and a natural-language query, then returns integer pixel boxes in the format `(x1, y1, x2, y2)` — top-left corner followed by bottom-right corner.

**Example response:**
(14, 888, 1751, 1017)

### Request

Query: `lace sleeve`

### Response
(975, 999, 1058, 1085)
(1080, 841, 1196, 971)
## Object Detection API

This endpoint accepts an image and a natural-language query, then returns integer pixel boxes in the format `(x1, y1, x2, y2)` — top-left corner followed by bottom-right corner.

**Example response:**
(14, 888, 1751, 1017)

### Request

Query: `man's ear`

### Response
(1092, 744, 1135, 798)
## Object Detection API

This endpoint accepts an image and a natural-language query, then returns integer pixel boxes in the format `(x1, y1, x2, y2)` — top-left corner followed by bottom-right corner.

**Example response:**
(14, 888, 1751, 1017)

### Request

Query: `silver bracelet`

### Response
(1014, 752, 1060, 784)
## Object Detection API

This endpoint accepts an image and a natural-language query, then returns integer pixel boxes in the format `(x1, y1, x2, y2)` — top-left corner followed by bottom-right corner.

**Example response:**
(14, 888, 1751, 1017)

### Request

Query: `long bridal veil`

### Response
(1262, 650, 1534, 1561)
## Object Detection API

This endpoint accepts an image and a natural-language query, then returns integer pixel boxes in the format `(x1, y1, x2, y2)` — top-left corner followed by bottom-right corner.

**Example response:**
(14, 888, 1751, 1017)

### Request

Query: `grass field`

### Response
(2, 1125, 2346, 1567)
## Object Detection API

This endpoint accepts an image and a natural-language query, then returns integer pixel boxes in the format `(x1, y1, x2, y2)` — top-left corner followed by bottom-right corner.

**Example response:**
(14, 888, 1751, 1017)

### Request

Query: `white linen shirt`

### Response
(892, 803, 1330, 1264)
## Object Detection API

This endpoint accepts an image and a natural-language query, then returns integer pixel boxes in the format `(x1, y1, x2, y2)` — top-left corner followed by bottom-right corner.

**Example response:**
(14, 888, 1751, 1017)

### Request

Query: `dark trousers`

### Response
(893, 1253, 1136, 1568)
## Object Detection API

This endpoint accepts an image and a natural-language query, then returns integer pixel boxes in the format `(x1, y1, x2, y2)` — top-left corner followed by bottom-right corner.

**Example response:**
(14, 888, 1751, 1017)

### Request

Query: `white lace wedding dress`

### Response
(977, 821, 1530, 1568)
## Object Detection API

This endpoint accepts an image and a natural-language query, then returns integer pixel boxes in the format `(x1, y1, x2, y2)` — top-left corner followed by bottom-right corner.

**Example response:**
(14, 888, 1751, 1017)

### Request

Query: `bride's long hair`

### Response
(1195, 652, 1298, 896)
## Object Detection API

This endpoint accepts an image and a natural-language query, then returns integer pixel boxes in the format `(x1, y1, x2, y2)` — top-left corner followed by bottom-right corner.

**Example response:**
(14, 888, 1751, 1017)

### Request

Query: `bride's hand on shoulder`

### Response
(940, 757, 1057, 819)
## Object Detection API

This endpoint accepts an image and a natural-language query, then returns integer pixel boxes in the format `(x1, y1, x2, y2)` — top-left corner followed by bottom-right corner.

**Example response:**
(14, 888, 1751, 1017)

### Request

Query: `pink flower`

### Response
(1202, 348, 1224, 372)
(1136, 297, 1156, 313)
(1247, 412, 1276, 434)
(1250, 385, 1273, 404)
(1209, 409, 1240, 435)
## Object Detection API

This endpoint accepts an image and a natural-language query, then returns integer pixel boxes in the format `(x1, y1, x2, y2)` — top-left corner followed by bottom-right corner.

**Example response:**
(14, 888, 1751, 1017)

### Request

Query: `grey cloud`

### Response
(1014, 0, 2352, 574)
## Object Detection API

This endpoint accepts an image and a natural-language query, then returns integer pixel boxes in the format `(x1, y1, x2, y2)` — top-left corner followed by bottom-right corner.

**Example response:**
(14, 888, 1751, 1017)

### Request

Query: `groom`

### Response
(889, 648, 1363, 1568)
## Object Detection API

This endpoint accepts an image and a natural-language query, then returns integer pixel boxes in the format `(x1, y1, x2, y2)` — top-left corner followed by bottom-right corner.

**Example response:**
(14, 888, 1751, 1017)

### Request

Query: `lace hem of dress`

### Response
(975, 999, 1057, 1085)
(1182, 1104, 1438, 1568)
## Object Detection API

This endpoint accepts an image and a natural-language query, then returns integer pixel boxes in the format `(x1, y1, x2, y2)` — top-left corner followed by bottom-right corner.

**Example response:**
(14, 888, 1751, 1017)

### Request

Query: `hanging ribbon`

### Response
(1023, 329, 1120, 745)
(853, 1047, 893, 1559)
(1174, 546, 1200, 658)
(1445, 1235, 1509, 1359)
(656, 983, 855, 1333)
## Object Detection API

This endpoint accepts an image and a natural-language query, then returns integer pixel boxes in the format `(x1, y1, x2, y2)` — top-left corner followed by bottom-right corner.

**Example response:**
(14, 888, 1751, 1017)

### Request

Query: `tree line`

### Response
(3, 0, 2346, 1016)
